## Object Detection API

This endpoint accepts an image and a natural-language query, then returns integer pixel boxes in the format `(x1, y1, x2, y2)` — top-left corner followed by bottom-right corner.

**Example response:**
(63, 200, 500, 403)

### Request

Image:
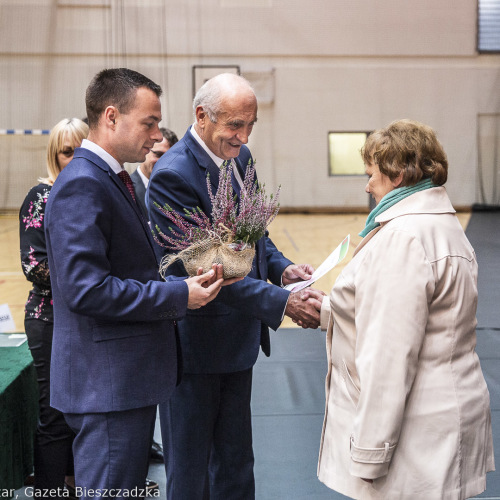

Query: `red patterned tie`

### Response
(118, 170, 136, 203)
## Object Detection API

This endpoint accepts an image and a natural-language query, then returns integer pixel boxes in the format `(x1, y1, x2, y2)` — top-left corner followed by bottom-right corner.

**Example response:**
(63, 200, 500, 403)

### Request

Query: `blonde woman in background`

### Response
(19, 118, 88, 496)
(313, 119, 494, 499)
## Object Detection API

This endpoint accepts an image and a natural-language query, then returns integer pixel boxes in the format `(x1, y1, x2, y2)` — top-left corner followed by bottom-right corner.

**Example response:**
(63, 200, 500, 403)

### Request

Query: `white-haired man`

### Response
(148, 73, 324, 499)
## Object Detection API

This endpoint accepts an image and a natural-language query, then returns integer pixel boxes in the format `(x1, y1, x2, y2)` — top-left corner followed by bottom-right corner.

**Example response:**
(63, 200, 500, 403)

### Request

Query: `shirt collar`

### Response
(81, 138, 123, 174)
(190, 124, 225, 168)
(136, 165, 149, 188)
(189, 125, 244, 189)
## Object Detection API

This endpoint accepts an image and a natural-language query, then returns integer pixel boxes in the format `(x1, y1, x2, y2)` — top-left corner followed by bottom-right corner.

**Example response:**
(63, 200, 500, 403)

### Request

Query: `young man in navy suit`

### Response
(44, 68, 237, 498)
(148, 73, 325, 499)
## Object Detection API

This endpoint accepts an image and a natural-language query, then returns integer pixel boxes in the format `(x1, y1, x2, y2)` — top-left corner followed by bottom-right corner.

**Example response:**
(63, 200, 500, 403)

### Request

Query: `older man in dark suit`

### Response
(148, 73, 324, 499)
(44, 68, 234, 498)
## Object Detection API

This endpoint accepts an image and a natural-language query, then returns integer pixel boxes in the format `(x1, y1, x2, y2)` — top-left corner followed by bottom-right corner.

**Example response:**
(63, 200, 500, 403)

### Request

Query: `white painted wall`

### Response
(1, 0, 499, 209)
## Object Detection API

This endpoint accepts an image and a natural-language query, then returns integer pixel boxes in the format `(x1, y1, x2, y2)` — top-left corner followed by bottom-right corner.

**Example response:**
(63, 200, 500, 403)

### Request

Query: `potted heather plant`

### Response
(153, 159, 281, 279)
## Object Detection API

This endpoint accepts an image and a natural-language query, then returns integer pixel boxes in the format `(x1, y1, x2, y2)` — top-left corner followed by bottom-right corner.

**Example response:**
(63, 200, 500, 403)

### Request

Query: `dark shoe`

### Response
(64, 482, 78, 499)
(24, 473, 35, 486)
(145, 478, 159, 493)
(149, 440, 164, 463)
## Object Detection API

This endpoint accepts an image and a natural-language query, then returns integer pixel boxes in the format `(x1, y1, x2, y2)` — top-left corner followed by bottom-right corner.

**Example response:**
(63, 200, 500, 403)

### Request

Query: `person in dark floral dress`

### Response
(19, 117, 88, 496)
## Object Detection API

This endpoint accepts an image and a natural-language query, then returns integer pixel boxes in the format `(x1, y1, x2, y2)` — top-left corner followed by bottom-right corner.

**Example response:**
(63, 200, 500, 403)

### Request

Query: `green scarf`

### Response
(359, 178, 435, 237)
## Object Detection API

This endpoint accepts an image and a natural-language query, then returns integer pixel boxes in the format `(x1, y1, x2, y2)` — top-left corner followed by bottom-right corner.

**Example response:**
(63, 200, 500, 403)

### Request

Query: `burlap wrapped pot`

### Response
(160, 237, 255, 279)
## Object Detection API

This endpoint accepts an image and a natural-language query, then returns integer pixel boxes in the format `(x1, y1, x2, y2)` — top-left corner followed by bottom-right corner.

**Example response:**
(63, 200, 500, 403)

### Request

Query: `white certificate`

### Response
(284, 234, 350, 293)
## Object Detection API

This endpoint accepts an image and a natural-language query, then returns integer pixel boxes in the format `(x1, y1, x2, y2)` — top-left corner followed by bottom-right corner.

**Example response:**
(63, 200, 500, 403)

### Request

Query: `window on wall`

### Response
(478, 0, 500, 52)
(328, 132, 369, 176)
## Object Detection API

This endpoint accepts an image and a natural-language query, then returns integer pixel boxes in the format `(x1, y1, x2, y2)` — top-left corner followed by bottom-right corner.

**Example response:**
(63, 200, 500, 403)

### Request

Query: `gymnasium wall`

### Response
(1, 0, 499, 210)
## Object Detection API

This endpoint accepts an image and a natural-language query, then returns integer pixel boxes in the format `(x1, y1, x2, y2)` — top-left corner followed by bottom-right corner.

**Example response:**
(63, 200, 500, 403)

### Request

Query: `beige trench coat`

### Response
(317, 187, 494, 499)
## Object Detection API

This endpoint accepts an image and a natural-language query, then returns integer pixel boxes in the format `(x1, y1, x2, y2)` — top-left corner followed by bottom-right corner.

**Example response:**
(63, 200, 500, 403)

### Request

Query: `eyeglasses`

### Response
(59, 148, 75, 158)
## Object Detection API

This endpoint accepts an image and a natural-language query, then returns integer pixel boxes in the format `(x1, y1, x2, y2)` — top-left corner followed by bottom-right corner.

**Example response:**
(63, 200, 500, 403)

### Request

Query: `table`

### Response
(0, 341, 38, 490)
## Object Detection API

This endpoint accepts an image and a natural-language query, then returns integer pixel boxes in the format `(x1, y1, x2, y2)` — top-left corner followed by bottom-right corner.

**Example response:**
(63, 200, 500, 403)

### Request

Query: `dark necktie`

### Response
(118, 170, 136, 203)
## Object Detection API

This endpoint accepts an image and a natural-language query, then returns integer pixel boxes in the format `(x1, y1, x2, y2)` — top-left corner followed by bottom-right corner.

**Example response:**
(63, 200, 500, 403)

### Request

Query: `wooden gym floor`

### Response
(0, 211, 471, 331)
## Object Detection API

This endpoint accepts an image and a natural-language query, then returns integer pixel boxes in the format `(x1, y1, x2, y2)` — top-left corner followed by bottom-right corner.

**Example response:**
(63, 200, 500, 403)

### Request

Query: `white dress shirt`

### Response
(81, 138, 123, 174)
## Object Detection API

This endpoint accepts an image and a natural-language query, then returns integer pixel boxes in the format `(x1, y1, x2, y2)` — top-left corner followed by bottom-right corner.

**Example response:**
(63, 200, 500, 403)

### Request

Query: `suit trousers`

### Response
(160, 368, 255, 500)
(25, 318, 75, 493)
(64, 405, 156, 500)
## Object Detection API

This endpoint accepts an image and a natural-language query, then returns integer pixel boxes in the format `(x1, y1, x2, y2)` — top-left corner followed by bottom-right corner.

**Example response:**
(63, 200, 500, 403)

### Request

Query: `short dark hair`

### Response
(160, 127, 179, 148)
(85, 68, 162, 129)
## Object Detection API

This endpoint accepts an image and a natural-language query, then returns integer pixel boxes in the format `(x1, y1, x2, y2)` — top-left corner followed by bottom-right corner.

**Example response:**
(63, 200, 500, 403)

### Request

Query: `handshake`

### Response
(188, 262, 326, 329)
(282, 264, 326, 330)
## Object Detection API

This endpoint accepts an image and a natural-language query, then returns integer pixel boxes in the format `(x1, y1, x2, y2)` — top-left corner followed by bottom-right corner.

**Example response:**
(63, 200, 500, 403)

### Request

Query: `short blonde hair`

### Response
(361, 119, 448, 187)
(40, 118, 89, 185)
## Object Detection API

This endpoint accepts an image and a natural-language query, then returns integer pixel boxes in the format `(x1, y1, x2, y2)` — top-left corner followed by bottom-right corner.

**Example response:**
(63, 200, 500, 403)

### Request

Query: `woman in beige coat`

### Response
(316, 120, 494, 499)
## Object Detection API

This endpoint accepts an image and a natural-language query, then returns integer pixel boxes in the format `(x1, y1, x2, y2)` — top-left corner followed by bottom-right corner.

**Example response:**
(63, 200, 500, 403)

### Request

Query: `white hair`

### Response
(193, 73, 255, 122)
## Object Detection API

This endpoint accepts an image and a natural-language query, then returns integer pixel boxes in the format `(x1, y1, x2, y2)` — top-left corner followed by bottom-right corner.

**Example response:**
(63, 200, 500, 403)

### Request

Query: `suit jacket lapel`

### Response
(130, 170, 148, 218)
(233, 156, 246, 182)
(183, 128, 248, 199)
(76, 148, 158, 259)
(184, 129, 220, 195)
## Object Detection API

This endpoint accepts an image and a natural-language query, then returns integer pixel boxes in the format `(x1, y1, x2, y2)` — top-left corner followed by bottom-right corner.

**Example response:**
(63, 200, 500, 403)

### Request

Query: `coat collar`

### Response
(375, 186, 455, 224)
(354, 187, 455, 258)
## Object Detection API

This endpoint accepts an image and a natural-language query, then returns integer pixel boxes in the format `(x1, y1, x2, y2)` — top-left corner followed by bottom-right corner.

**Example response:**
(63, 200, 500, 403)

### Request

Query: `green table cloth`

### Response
(0, 341, 38, 491)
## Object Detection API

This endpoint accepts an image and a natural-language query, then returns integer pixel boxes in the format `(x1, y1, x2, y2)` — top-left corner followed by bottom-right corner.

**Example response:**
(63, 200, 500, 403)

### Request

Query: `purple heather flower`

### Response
(153, 159, 280, 251)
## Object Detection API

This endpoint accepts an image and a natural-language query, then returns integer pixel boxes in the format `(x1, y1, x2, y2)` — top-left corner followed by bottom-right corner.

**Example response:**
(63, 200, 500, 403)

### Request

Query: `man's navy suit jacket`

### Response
(147, 128, 292, 374)
(45, 147, 188, 413)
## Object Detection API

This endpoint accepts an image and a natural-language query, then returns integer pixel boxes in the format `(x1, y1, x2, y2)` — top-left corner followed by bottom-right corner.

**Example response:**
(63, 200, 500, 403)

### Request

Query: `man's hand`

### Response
(282, 264, 315, 286)
(197, 264, 223, 287)
(195, 264, 244, 288)
(186, 267, 224, 309)
(299, 287, 326, 302)
(186, 265, 244, 310)
(285, 287, 325, 329)
(290, 288, 327, 328)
